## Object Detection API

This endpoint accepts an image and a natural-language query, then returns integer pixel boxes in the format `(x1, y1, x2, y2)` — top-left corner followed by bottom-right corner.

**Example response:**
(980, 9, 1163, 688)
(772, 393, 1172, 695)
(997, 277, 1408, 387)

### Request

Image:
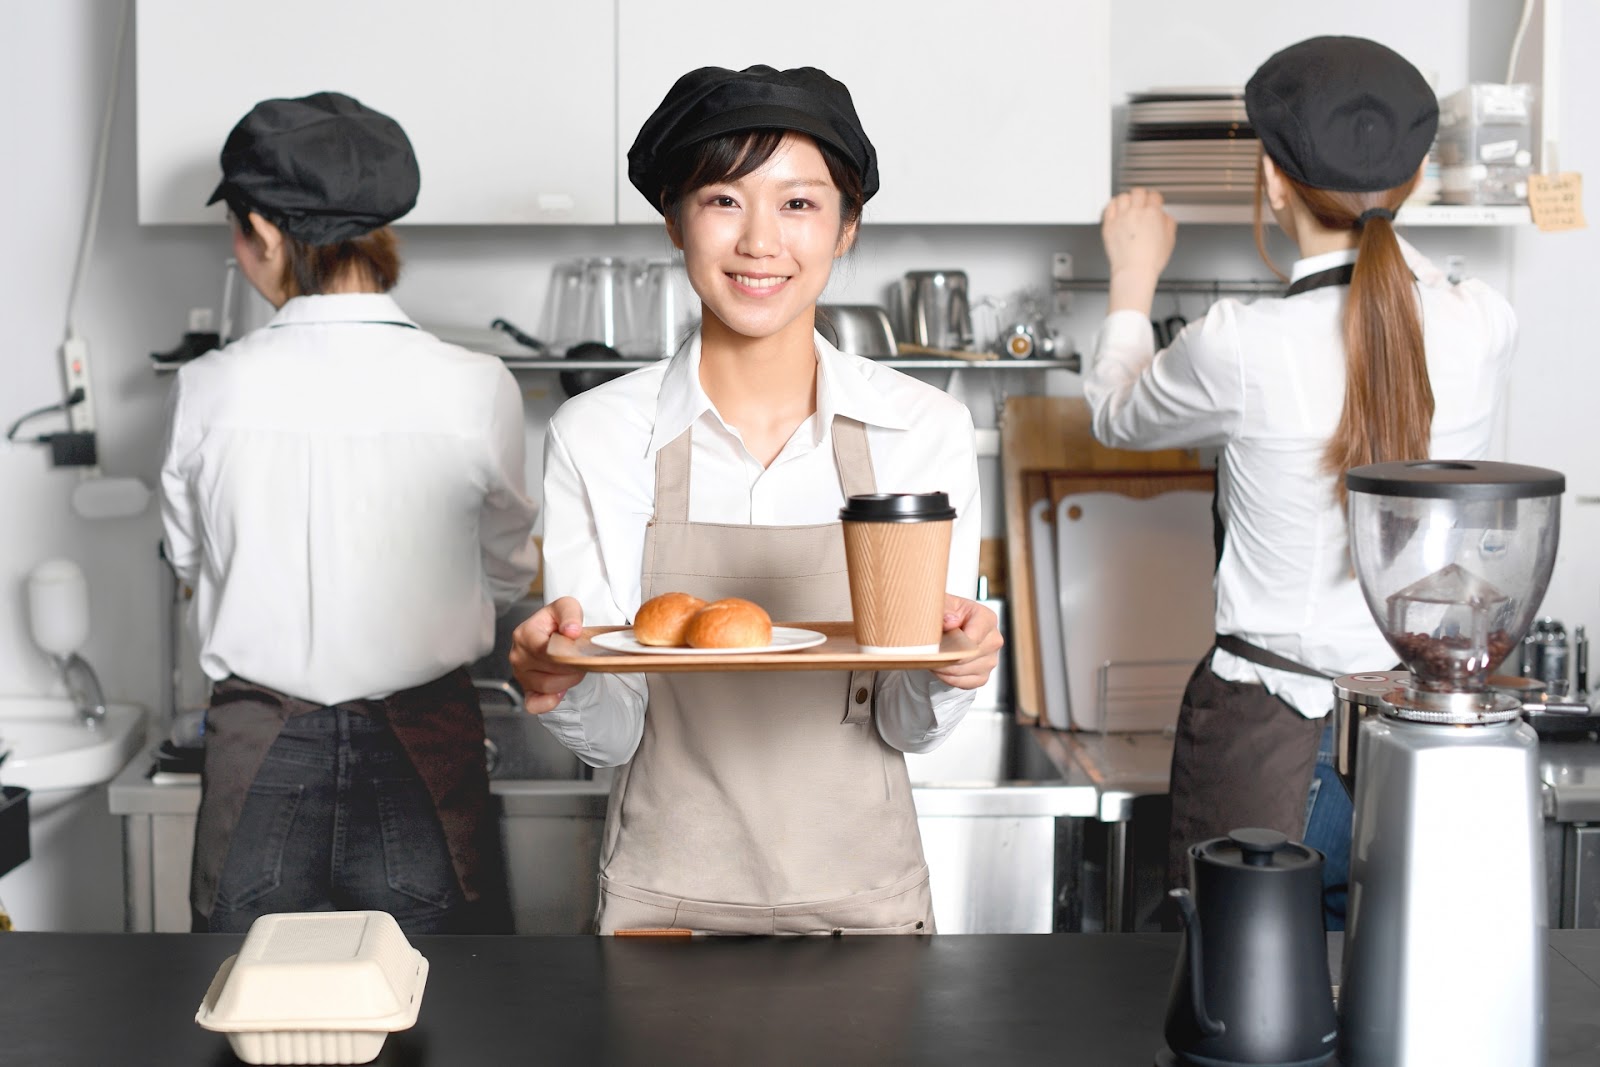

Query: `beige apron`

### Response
(596, 416, 934, 935)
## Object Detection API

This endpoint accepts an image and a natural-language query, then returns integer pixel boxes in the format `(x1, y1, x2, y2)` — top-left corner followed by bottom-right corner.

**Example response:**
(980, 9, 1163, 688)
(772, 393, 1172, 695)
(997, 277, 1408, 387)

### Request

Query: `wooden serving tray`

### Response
(547, 621, 977, 673)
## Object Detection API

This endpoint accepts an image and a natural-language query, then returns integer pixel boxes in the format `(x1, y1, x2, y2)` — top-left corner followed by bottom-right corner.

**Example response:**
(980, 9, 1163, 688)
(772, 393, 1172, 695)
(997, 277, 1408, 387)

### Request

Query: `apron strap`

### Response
(1214, 633, 1334, 680)
(829, 416, 877, 500)
(653, 429, 694, 524)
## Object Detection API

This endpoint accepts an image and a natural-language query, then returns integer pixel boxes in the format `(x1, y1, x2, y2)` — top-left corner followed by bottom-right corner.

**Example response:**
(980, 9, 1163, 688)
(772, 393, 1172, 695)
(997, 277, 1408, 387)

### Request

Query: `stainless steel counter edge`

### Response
(110, 746, 1101, 819)
(1541, 741, 1600, 821)
(496, 779, 1102, 818)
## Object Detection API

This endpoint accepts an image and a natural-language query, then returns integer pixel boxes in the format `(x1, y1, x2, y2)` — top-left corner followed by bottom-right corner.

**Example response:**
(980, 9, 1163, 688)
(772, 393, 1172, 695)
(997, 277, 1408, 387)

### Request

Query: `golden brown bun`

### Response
(634, 592, 708, 646)
(684, 598, 773, 649)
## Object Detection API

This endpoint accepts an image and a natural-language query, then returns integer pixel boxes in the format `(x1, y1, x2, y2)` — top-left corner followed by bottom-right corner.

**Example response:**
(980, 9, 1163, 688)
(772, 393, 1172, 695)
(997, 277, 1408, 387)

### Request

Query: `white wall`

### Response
(0, 0, 1579, 929)
(1501, 0, 1600, 645)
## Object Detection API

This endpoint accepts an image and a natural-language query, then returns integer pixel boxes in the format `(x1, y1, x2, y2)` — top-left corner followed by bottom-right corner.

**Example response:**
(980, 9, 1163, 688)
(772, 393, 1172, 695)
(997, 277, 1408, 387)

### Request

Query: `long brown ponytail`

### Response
(1252, 156, 1431, 503)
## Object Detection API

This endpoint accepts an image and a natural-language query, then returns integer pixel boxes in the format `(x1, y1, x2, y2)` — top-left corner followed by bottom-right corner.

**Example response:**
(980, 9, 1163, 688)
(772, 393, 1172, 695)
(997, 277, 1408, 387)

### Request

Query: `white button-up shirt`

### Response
(160, 293, 540, 705)
(1085, 242, 1515, 717)
(538, 330, 981, 767)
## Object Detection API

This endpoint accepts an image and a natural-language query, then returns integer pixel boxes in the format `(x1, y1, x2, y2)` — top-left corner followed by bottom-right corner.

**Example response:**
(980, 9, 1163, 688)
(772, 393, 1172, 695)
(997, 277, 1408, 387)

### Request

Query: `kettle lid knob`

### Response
(1228, 827, 1289, 866)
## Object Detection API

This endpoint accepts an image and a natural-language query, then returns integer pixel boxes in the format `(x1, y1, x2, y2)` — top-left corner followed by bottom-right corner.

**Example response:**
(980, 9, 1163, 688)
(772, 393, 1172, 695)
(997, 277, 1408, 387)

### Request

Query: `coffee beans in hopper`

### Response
(1391, 629, 1515, 687)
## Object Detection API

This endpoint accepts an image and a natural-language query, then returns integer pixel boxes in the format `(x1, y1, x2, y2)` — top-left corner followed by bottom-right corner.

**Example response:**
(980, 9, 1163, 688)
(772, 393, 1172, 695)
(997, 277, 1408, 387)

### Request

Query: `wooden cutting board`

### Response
(1000, 396, 1206, 724)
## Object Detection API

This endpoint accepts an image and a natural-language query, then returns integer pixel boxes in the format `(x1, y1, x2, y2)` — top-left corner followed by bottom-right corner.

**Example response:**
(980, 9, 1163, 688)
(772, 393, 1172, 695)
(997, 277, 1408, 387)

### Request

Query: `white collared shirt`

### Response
(160, 293, 540, 705)
(537, 330, 981, 767)
(1084, 242, 1515, 717)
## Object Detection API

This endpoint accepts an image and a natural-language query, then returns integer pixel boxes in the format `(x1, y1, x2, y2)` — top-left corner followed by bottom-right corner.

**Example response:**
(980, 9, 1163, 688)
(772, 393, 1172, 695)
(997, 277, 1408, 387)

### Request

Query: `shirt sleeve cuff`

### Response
(875, 669, 975, 754)
(534, 672, 636, 769)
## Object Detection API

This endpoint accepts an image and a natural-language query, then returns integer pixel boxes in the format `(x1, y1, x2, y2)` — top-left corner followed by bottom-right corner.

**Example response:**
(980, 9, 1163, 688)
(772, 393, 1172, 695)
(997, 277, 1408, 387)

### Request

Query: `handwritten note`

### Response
(1528, 172, 1587, 232)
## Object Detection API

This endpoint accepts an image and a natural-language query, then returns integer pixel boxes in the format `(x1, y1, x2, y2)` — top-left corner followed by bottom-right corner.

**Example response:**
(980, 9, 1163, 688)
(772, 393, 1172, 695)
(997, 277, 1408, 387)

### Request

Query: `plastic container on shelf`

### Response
(1440, 163, 1531, 206)
(1436, 124, 1533, 168)
(1438, 83, 1535, 129)
(195, 911, 428, 1065)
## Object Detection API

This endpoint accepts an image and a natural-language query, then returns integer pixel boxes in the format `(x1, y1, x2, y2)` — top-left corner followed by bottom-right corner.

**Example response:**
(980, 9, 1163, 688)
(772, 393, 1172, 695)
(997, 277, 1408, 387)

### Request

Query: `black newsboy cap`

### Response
(208, 91, 420, 245)
(1245, 36, 1439, 193)
(628, 64, 878, 213)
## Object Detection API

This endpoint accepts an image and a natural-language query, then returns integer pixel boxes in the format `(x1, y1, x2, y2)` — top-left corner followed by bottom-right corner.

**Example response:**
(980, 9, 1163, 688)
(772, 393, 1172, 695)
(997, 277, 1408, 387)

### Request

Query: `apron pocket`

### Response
(214, 782, 304, 910)
(374, 776, 460, 909)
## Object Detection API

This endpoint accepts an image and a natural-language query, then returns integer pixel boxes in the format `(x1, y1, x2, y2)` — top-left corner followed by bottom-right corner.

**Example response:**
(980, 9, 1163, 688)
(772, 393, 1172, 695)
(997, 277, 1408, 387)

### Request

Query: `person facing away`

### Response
(1081, 36, 1515, 908)
(508, 64, 1003, 935)
(160, 91, 539, 934)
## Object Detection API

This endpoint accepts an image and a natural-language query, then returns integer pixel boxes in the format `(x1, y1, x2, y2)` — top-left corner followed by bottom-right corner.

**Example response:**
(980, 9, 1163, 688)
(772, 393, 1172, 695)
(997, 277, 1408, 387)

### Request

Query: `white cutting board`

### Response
(1029, 498, 1072, 729)
(1055, 491, 1215, 732)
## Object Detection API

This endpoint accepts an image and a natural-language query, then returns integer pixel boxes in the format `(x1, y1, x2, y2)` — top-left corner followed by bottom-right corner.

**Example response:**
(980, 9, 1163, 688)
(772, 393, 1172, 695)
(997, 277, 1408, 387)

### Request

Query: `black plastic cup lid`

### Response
(839, 492, 956, 522)
(1346, 460, 1565, 500)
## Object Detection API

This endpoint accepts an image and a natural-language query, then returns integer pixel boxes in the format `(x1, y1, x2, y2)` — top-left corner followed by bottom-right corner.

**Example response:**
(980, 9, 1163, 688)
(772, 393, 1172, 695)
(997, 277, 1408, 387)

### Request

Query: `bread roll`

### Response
(684, 598, 773, 649)
(634, 592, 708, 646)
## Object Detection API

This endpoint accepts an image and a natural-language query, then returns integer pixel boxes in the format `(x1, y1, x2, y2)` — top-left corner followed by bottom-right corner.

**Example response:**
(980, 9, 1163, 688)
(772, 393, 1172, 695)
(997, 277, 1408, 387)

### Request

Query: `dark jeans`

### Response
(1302, 720, 1352, 931)
(204, 706, 467, 935)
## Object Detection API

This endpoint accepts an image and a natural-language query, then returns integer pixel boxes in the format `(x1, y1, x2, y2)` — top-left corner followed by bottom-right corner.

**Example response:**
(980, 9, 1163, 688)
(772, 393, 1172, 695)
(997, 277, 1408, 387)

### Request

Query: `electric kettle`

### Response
(1156, 829, 1337, 1067)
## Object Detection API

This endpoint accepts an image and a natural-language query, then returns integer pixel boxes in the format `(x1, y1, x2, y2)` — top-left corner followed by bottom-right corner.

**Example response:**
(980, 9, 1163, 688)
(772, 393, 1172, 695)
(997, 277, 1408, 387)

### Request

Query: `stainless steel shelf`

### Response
(1052, 278, 1282, 296)
(153, 355, 1082, 375)
(499, 356, 1081, 372)
(1158, 202, 1531, 227)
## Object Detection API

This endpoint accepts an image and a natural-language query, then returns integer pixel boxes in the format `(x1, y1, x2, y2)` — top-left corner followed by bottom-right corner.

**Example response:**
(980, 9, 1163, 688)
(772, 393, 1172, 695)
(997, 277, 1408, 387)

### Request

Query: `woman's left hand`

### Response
(931, 594, 1004, 690)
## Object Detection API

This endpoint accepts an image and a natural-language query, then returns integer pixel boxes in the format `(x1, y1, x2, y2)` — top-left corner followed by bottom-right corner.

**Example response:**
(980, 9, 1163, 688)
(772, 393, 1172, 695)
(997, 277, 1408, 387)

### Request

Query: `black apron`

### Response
(191, 668, 500, 921)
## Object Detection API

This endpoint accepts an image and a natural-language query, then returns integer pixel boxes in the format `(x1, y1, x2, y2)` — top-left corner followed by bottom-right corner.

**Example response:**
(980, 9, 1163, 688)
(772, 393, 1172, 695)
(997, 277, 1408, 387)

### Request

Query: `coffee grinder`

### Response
(1334, 460, 1564, 1066)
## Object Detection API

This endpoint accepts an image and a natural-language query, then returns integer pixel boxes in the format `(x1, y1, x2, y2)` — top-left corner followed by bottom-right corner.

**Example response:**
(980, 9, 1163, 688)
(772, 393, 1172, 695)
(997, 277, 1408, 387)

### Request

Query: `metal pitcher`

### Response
(901, 270, 972, 350)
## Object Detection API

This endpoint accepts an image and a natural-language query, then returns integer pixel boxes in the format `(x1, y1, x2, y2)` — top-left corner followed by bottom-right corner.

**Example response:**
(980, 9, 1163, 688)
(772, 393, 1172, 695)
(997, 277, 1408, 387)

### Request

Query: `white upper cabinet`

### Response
(135, 0, 616, 225)
(615, 0, 1111, 225)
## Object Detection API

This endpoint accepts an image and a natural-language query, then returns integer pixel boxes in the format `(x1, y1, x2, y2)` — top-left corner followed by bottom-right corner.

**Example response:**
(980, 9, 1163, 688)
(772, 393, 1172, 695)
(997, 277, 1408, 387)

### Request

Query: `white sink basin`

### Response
(0, 699, 147, 813)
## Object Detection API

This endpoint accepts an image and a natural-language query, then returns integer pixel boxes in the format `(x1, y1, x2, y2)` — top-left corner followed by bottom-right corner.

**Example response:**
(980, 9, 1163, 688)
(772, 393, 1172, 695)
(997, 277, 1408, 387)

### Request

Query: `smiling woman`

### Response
(508, 64, 1003, 937)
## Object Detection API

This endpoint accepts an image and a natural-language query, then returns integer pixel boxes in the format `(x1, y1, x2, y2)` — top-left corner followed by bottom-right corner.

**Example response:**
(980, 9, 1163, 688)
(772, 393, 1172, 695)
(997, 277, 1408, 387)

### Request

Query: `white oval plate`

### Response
(591, 626, 828, 655)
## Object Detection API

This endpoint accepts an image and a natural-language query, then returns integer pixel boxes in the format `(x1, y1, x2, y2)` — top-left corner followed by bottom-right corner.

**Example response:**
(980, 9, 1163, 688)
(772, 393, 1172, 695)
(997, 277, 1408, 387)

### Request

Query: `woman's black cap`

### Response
(1244, 36, 1439, 193)
(207, 91, 420, 245)
(627, 64, 878, 213)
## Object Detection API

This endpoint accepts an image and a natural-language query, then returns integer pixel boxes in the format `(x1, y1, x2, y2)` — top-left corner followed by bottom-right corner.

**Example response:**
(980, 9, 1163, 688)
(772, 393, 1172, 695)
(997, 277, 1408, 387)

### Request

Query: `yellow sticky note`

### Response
(1527, 172, 1587, 232)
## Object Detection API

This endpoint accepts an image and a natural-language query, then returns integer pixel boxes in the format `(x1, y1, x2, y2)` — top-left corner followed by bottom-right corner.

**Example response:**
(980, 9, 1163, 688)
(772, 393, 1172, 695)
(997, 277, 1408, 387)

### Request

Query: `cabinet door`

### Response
(616, 0, 1110, 225)
(136, 0, 615, 225)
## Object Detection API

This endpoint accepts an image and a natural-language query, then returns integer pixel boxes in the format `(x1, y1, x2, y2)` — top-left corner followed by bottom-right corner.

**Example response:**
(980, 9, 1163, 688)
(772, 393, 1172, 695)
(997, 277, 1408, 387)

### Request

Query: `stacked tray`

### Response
(1119, 88, 1257, 204)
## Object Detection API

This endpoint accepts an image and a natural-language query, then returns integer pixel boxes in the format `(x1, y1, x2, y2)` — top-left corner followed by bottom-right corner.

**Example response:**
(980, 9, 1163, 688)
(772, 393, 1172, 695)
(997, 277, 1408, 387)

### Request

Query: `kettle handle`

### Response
(1170, 888, 1226, 1038)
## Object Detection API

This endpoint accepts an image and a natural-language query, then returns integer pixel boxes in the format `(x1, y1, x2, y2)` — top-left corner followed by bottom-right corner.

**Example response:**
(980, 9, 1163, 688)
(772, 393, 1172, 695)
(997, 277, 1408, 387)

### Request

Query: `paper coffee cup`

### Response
(839, 493, 956, 654)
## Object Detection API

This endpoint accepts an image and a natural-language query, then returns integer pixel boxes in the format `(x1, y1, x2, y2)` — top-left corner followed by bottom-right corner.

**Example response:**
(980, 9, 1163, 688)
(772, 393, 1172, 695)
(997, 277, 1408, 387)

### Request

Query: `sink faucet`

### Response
(53, 652, 108, 728)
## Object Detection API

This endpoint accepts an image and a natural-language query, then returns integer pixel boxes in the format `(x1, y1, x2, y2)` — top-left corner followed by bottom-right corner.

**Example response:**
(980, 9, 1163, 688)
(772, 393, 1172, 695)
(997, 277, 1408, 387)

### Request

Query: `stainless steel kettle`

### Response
(1158, 829, 1337, 1067)
(901, 270, 972, 350)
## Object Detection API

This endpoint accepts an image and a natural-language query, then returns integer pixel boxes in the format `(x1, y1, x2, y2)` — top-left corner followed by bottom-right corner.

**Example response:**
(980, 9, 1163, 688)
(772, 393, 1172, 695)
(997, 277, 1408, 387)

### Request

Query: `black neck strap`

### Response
(1284, 263, 1356, 297)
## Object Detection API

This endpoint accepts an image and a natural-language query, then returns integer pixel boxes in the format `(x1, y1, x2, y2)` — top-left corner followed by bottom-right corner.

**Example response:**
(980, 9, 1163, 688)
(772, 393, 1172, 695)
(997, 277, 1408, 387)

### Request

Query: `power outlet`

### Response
(59, 336, 95, 433)
(1052, 253, 1074, 313)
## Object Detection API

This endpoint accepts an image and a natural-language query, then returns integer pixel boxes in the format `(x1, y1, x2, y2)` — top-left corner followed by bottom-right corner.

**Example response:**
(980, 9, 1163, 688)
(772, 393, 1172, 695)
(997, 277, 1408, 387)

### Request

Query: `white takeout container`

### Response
(195, 910, 428, 1065)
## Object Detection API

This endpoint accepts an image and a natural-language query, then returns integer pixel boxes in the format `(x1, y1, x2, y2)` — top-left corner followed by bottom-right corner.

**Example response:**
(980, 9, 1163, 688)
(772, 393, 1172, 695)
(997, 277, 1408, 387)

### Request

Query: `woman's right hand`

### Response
(508, 596, 589, 714)
(1102, 188, 1177, 317)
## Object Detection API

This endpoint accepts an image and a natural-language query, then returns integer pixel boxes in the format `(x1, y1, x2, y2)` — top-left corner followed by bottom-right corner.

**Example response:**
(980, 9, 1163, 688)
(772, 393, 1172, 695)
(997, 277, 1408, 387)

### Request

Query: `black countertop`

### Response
(2, 932, 1598, 1066)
